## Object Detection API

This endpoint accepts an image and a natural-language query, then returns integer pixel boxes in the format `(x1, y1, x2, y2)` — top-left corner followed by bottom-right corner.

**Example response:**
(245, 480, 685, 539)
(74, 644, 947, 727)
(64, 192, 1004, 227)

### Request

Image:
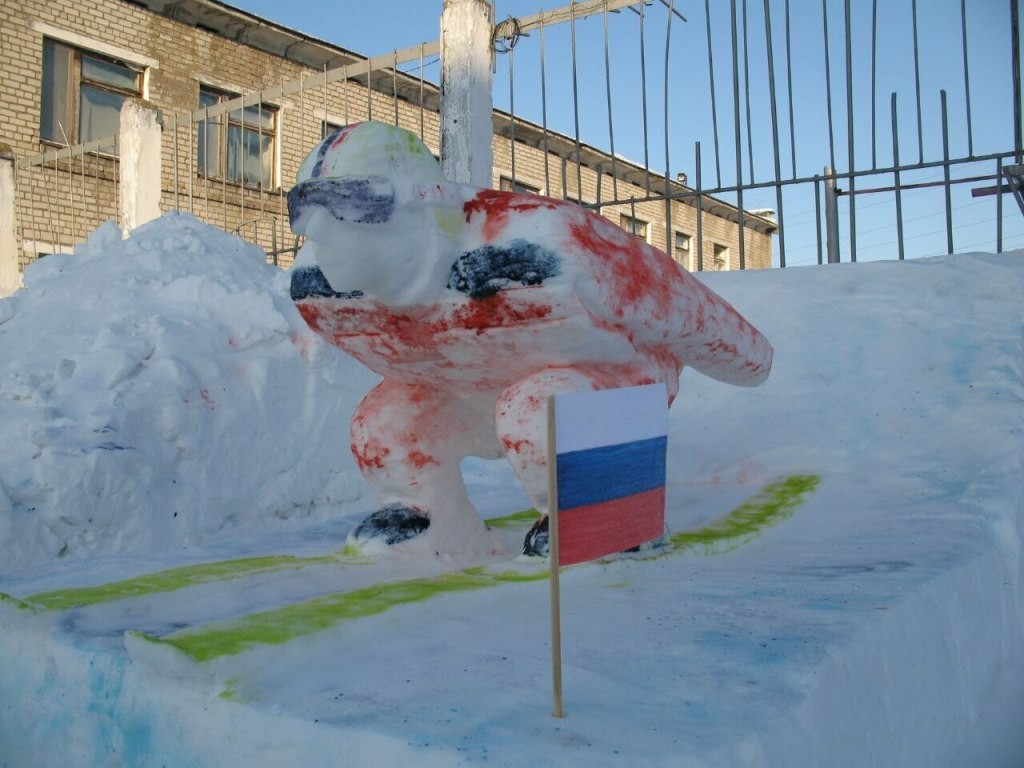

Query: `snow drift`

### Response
(0, 214, 377, 575)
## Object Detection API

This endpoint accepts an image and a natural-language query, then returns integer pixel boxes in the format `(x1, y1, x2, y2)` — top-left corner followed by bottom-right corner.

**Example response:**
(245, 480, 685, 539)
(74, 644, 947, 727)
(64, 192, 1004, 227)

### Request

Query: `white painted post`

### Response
(440, 0, 494, 188)
(119, 99, 163, 236)
(0, 145, 22, 297)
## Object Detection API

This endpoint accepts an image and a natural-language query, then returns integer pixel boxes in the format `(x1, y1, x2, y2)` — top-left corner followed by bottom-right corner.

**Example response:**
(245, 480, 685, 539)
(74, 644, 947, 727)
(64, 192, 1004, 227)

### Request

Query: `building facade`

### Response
(0, 0, 775, 288)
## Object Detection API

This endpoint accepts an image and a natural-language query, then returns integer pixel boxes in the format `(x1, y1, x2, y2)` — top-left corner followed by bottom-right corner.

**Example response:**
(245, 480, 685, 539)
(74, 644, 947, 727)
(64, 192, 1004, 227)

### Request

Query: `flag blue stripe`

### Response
(556, 436, 668, 510)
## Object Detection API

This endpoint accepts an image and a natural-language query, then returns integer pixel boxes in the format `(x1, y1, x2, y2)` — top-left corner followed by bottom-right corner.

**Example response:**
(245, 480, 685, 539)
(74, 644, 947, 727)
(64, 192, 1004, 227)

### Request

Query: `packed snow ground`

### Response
(1, 213, 1022, 766)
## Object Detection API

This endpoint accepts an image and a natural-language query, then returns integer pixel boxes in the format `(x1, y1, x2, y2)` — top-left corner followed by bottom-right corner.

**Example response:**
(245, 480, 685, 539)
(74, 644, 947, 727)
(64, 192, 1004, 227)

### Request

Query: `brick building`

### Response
(0, 0, 775, 289)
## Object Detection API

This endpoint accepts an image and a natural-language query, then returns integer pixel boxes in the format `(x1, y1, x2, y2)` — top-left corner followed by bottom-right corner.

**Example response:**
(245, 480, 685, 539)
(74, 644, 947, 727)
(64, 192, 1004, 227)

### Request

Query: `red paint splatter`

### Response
(445, 294, 554, 333)
(567, 217, 674, 318)
(501, 437, 531, 454)
(352, 440, 390, 473)
(296, 294, 555, 366)
(463, 190, 562, 242)
(408, 450, 440, 469)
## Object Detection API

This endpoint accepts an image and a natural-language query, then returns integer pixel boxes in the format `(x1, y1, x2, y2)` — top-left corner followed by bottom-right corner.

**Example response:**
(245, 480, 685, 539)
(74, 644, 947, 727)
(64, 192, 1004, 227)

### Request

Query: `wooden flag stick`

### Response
(548, 395, 565, 718)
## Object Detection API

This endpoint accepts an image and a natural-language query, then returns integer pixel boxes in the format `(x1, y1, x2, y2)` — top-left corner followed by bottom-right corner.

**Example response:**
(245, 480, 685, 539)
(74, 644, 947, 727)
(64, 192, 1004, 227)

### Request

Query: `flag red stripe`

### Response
(557, 487, 665, 566)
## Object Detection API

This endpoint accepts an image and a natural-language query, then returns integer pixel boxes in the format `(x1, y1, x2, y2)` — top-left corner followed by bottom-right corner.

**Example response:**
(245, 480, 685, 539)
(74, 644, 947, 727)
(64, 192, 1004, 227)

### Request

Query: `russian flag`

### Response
(552, 383, 669, 566)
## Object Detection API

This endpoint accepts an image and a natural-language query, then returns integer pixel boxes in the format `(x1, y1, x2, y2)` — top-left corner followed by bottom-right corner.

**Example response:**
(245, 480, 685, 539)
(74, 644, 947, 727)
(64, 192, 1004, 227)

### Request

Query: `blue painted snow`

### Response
(289, 266, 364, 301)
(448, 239, 561, 299)
(287, 177, 395, 226)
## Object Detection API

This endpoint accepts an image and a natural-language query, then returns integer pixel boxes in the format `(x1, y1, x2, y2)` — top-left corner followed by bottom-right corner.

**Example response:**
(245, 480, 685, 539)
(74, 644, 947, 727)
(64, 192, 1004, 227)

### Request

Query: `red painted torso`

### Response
(296, 287, 639, 395)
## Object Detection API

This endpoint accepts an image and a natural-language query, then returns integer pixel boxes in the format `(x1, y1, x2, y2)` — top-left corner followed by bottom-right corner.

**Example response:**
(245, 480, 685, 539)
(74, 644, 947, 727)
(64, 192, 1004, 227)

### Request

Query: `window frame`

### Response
(499, 176, 542, 195)
(673, 231, 692, 268)
(619, 212, 649, 242)
(712, 243, 731, 271)
(40, 37, 144, 154)
(197, 84, 279, 190)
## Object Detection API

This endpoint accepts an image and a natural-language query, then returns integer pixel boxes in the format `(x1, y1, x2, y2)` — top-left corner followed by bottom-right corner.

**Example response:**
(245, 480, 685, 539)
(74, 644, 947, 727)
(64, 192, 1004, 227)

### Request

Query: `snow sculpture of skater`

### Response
(288, 121, 773, 556)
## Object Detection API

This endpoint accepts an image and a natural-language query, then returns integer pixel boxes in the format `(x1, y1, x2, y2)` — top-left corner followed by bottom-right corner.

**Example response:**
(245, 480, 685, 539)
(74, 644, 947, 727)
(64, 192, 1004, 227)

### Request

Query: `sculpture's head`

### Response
(288, 121, 445, 231)
(287, 122, 457, 306)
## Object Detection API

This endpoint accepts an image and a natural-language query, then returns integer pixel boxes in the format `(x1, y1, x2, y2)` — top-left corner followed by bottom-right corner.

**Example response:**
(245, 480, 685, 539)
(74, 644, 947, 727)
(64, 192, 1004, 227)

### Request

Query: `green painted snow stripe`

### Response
(19, 477, 819, 623)
(152, 475, 820, 662)
(23, 509, 539, 611)
(670, 474, 821, 555)
(155, 567, 548, 662)
(25, 554, 341, 611)
(0, 592, 37, 613)
(485, 508, 539, 529)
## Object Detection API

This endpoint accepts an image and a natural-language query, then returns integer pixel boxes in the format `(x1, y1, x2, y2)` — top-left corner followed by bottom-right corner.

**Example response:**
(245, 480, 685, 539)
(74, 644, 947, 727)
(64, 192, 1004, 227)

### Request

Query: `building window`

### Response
(674, 231, 692, 266)
(321, 120, 343, 140)
(500, 176, 541, 194)
(712, 243, 731, 271)
(197, 85, 277, 189)
(620, 213, 649, 241)
(40, 38, 143, 153)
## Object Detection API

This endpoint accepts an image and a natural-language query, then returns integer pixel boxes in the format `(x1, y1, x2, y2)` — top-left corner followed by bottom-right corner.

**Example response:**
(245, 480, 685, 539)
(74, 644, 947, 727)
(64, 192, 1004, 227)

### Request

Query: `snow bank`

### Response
(0, 215, 1022, 766)
(0, 214, 378, 576)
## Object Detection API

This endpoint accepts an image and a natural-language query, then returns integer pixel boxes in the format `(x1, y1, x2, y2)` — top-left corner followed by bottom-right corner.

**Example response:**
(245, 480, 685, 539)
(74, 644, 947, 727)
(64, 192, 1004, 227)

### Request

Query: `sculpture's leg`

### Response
(348, 379, 502, 553)
(495, 359, 680, 556)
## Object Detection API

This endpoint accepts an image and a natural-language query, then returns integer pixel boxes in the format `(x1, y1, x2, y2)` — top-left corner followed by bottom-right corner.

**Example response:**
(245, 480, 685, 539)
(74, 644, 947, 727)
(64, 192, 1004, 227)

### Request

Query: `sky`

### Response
(1, 211, 1023, 764)
(222, 0, 1024, 266)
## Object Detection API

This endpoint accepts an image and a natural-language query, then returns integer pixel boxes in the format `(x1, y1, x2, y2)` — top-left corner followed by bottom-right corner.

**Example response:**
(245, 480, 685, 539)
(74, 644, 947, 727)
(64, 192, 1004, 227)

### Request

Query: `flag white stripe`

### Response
(554, 383, 668, 454)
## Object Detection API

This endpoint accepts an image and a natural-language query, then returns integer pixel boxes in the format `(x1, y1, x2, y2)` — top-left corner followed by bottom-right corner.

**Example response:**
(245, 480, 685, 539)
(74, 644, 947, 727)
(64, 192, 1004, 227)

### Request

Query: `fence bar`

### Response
(604, 4, 618, 200)
(49, 149, 59, 250)
(961, 0, 973, 157)
(570, 4, 583, 201)
(1014, 0, 1022, 162)
(742, 0, 754, 184)
(539, 19, 551, 194)
(343, 66, 350, 124)
(664, 0, 676, 249)
(278, 76, 285, 225)
(763, 0, 786, 267)
(639, 1, 652, 191)
(844, 0, 856, 262)
(997, 156, 1005, 251)
(172, 113, 179, 211)
(258, 102, 266, 220)
(784, 0, 796, 179)
(912, 0, 924, 163)
(393, 51, 400, 126)
(239, 111, 246, 227)
(419, 44, 426, 141)
(203, 105, 210, 223)
(822, 0, 836, 172)
(705, 0, 722, 187)
(696, 141, 704, 270)
(813, 173, 823, 264)
(323, 65, 330, 135)
(941, 90, 954, 254)
(730, 0, 746, 269)
(366, 58, 373, 120)
(870, 0, 878, 169)
(510, 44, 517, 185)
(891, 93, 906, 261)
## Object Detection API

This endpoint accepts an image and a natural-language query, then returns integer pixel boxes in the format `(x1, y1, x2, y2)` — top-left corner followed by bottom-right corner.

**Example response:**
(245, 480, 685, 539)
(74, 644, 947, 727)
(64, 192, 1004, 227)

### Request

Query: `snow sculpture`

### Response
(288, 121, 772, 555)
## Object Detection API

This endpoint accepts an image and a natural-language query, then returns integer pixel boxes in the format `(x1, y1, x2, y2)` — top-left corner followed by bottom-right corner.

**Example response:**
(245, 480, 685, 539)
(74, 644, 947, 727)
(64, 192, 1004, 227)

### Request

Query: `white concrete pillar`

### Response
(0, 145, 22, 297)
(440, 0, 494, 188)
(119, 99, 162, 235)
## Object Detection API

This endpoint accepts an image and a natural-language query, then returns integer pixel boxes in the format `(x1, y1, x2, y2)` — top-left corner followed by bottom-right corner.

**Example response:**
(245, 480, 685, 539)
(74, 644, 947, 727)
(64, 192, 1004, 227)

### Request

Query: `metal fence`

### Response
(491, 0, 1024, 267)
(12, 0, 1024, 270)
